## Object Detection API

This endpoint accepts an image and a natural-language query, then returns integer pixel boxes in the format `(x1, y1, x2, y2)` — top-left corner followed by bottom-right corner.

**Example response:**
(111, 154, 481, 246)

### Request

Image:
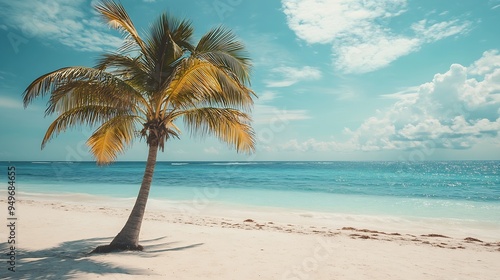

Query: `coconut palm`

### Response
(22, 0, 255, 252)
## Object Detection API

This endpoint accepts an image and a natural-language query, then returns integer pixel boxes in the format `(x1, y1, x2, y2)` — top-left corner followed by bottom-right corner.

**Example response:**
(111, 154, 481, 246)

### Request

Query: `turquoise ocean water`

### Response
(2, 161, 500, 223)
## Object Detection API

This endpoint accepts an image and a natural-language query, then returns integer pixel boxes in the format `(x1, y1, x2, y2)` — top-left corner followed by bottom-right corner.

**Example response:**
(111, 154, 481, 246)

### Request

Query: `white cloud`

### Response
(333, 29, 420, 74)
(468, 50, 500, 76)
(251, 91, 310, 148)
(282, 0, 471, 74)
(282, 0, 407, 44)
(280, 138, 352, 152)
(411, 19, 470, 42)
(0, 96, 23, 109)
(0, 0, 122, 52)
(253, 104, 310, 125)
(258, 91, 279, 102)
(265, 66, 322, 87)
(381, 86, 420, 99)
(276, 50, 500, 152)
(345, 51, 500, 150)
(253, 91, 310, 124)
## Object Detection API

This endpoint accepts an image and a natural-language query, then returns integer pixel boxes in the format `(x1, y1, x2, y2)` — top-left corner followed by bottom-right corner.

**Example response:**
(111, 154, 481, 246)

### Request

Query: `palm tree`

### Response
(23, 0, 255, 253)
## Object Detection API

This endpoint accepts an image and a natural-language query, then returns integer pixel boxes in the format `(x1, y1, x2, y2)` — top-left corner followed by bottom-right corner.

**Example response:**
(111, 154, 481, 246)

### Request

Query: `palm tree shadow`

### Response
(0, 236, 204, 279)
(143, 241, 204, 254)
(137, 236, 204, 256)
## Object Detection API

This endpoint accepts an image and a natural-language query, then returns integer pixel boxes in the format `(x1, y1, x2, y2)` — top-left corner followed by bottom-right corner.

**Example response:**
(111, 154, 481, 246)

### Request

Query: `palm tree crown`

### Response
(22, 0, 255, 252)
(23, 0, 255, 164)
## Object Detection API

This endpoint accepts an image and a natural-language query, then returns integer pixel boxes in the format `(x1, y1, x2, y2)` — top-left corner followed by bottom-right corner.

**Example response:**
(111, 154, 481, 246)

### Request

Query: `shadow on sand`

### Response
(0, 236, 203, 279)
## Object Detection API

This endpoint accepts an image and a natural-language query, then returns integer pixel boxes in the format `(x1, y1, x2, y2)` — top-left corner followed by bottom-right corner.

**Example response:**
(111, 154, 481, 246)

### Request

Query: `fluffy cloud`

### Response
(411, 19, 470, 42)
(333, 30, 420, 74)
(0, 0, 122, 52)
(265, 66, 322, 87)
(278, 50, 500, 152)
(280, 138, 352, 152)
(282, 0, 407, 44)
(468, 50, 500, 76)
(282, 0, 471, 74)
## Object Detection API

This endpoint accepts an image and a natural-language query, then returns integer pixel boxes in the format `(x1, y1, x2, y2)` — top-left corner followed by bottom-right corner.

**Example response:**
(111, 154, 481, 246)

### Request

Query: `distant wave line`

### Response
(209, 162, 263, 166)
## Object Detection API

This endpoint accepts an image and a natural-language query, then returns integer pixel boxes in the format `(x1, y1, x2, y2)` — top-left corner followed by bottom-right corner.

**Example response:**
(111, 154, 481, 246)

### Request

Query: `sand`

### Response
(1, 193, 499, 279)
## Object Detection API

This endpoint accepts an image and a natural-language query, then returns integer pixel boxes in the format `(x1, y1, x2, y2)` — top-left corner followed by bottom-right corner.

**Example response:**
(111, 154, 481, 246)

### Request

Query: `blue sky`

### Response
(0, 0, 499, 162)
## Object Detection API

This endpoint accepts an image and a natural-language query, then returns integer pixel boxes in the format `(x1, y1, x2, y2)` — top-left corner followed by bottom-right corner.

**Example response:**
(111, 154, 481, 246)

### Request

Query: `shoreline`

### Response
(14, 190, 500, 238)
(15, 194, 500, 246)
(1, 193, 499, 279)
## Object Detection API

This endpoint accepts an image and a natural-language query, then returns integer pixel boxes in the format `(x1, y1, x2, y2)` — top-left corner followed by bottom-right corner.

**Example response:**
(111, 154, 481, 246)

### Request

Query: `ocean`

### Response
(2, 161, 500, 224)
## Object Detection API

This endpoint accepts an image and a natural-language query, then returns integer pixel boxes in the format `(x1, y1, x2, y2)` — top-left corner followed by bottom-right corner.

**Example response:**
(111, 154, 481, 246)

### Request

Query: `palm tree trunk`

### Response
(92, 141, 159, 253)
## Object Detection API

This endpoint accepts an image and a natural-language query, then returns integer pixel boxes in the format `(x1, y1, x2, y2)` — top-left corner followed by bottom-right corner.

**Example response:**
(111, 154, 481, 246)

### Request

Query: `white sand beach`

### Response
(2, 194, 500, 279)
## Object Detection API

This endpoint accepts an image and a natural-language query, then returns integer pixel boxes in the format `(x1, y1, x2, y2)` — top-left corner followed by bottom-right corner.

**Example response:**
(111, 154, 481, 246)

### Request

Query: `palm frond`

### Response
(47, 82, 136, 115)
(94, 0, 146, 54)
(195, 26, 251, 85)
(87, 115, 138, 165)
(95, 53, 151, 93)
(142, 13, 192, 92)
(163, 58, 254, 112)
(23, 67, 105, 106)
(95, 53, 145, 74)
(147, 12, 194, 50)
(170, 18, 195, 51)
(23, 66, 149, 115)
(42, 106, 135, 149)
(179, 107, 255, 153)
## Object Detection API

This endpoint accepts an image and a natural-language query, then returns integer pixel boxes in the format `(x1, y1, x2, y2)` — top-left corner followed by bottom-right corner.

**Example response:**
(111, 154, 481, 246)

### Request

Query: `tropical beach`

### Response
(2, 191, 499, 279)
(1, 160, 500, 279)
(1, 0, 500, 279)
